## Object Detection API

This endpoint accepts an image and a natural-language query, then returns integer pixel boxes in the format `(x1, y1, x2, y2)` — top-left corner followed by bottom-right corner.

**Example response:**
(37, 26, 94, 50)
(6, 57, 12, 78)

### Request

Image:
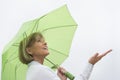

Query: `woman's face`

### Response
(29, 36, 49, 57)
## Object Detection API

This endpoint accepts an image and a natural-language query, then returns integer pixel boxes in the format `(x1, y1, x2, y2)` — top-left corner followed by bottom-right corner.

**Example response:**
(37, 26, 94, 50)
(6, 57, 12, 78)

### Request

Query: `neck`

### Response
(33, 56, 45, 64)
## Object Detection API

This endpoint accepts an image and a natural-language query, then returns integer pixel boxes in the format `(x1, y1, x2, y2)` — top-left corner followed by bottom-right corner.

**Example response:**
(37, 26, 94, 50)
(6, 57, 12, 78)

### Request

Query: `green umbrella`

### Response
(2, 5, 77, 80)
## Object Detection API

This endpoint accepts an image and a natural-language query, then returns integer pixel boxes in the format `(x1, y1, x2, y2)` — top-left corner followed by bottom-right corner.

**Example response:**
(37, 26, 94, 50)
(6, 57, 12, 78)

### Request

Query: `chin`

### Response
(46, 52, 49, 55)
(44, 53, 49, 58)
(45, 51, 49, 55)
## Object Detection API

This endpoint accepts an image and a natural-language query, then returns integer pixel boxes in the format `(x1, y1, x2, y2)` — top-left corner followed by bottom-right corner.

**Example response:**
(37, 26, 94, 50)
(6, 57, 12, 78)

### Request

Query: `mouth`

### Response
(43, 47, 48, 50)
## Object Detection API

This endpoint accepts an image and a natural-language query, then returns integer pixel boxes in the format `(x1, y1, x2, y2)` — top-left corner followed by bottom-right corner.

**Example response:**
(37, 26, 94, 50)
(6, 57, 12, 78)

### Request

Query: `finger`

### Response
(93, 53, 99, 58)
(105, 49, 112, 54)
(58, 67, 67, 73)
(57, 67, 63, 72)
(99, 49, 112, 58)
(101, 49, 112, 56)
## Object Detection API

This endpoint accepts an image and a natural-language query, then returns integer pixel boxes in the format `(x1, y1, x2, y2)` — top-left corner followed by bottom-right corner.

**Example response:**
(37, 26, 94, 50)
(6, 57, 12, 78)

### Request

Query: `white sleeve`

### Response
(74, 62, 93, 80)
(26, 66, 61, 80)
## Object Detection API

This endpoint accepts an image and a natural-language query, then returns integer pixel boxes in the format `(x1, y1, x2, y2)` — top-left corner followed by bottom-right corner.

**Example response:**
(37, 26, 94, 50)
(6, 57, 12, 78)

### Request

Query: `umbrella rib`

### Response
(14, 62, 22, 80)
(4, 56, 18, 64)
(31, 15, 47, 33)
(45, 58, 57, 67)
(12, 25, 77, 47)
(2, 56, 18, 72)
(49, 48, 69, 57)
(12, 43, 19, 46)
(41, 24, 77, 33)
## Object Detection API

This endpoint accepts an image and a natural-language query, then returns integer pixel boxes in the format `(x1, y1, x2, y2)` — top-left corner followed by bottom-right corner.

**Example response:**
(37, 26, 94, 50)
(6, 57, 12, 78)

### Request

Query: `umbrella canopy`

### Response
(2, 5, 77, 80)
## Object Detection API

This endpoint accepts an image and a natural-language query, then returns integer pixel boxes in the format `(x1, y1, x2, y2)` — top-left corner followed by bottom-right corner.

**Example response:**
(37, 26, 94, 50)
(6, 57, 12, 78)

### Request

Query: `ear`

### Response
(26, 48, 32, 55)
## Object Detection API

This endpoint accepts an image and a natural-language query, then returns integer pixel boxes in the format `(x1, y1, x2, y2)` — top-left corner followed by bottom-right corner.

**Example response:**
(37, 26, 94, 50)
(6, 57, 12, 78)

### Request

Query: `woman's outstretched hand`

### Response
(89, 49, 112, 65)
(57, 49, 112, 80)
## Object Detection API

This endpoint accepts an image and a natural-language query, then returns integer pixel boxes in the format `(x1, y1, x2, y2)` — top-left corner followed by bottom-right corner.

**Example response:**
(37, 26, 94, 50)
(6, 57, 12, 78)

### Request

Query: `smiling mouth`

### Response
(43, 47, 48, 50)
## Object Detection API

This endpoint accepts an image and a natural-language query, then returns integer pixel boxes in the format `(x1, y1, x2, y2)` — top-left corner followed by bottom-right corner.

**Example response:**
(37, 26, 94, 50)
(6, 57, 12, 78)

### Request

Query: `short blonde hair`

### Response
(19, 32, 43, 64)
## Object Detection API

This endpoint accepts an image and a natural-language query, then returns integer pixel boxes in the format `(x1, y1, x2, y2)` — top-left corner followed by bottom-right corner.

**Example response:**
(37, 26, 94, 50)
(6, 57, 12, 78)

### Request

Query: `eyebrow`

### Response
(35, 37, 44, 41)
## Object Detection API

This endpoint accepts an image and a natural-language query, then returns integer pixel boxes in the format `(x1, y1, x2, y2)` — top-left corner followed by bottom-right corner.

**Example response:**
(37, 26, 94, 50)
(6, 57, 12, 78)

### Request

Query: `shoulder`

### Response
(27, 61, 50, 74)
(26, 61, 59, 80)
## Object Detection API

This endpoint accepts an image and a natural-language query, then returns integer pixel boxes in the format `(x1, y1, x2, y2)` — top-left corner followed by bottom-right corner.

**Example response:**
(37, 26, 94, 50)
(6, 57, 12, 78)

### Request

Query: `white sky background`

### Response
(0, 0, 120, 80)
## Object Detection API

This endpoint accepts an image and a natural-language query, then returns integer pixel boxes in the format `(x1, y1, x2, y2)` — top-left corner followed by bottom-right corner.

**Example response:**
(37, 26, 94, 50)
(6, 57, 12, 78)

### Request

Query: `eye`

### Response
(37, 39, 41, 42)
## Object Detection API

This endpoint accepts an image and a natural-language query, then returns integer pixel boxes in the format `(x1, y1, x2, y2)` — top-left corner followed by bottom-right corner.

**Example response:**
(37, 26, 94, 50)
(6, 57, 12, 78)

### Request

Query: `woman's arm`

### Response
(59, 49, 112, 80)
(75, 49, 112, 80)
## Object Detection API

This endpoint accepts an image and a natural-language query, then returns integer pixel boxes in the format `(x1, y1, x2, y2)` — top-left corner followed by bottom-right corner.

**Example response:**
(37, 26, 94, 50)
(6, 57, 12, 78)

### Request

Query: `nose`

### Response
(44, 42, 47, 45)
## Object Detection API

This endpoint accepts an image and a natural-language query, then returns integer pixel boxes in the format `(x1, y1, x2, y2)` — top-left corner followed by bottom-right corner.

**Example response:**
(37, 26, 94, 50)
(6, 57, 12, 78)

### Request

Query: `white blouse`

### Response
(26, 61, 93, 80)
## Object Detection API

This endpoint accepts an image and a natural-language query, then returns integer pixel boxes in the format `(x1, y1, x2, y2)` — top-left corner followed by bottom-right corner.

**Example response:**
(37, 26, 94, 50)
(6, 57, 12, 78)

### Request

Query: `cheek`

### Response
(34, 46, 42, 52)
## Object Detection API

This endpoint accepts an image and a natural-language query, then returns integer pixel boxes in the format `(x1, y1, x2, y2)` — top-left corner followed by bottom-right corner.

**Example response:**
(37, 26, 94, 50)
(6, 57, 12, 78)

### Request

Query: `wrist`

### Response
(88, 61, 94, 66)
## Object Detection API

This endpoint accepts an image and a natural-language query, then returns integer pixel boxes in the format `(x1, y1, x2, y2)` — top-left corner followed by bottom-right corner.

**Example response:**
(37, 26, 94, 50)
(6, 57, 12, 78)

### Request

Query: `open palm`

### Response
(89, 49, 112, 65)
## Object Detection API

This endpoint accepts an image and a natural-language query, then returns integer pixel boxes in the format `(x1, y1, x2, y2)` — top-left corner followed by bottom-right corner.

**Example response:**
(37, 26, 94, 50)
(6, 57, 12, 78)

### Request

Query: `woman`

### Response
(19, 32, 112, 80)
